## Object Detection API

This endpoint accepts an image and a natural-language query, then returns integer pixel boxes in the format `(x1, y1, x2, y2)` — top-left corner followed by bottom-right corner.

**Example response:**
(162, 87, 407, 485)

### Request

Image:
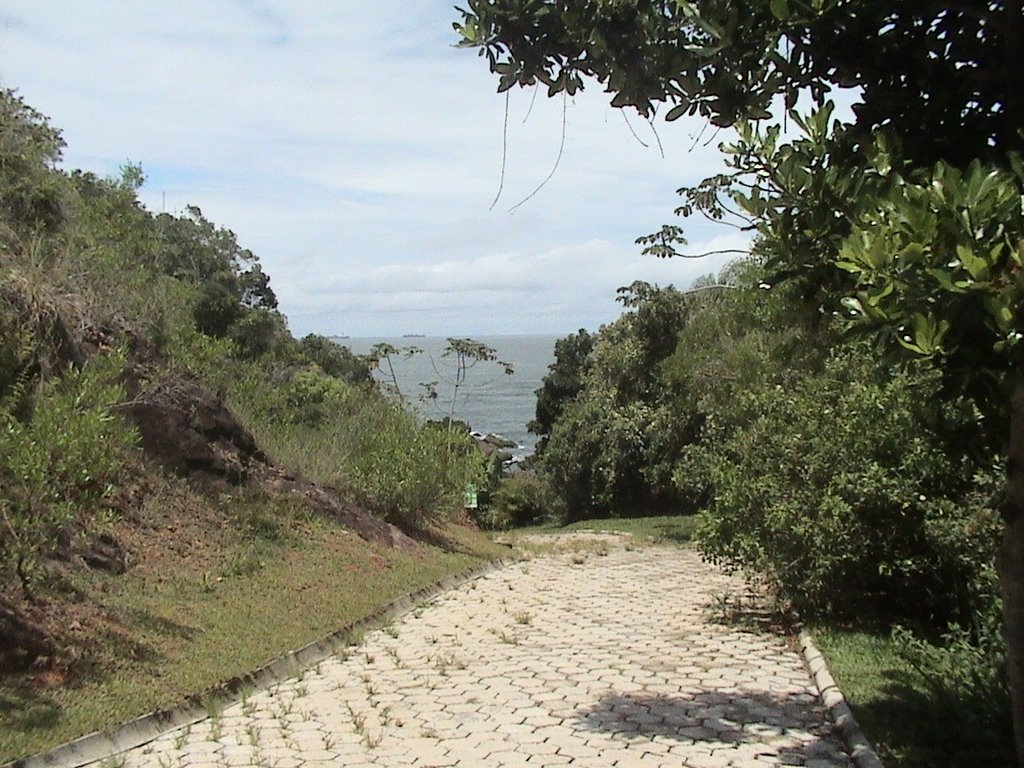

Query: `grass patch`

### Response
(812, 625, 1015, 768)
(0, 509, 503, 763)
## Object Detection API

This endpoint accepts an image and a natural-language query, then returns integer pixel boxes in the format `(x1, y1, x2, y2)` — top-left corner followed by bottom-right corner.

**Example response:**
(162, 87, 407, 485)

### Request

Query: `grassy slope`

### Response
(0, 496, 507, 764)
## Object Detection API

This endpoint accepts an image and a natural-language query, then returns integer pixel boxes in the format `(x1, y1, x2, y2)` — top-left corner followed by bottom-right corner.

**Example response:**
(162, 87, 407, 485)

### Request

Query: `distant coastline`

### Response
(344, 334, 559, 458)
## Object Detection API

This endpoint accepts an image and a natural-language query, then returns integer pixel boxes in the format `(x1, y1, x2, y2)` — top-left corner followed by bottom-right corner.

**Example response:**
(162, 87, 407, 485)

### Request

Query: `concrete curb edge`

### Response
(4, 557, 517, 768)
(799, 629, 885, 768)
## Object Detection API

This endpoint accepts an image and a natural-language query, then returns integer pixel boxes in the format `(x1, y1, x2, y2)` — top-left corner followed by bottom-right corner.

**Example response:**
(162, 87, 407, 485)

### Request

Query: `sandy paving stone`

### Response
(107, 537, 851, 768)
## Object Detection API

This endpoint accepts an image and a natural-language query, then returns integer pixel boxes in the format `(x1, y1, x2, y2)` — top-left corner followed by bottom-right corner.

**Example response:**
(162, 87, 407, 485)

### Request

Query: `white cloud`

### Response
(285, 232, 750, 336)
(0, 1, 744, 337)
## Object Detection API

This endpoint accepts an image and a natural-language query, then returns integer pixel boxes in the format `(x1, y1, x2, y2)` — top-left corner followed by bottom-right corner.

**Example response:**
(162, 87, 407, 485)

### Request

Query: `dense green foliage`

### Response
(531, 268, 1002, 625)
(486, 473, 555, 530)
(528, 328, 593, 451)
(686, 346, 1002, 624)
(456, 1, 1019, 166)
(533, 282, 696, 519)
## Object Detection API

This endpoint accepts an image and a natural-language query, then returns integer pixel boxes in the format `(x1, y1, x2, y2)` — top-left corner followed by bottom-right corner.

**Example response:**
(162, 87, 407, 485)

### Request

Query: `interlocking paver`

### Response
(108, 537, 851, 767)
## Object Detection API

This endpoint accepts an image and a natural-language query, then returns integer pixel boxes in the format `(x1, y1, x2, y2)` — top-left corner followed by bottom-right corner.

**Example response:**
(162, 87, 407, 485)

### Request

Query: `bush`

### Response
(346, 403, 485, 528)
(228, 308, 286, 360)
(275, 366, 357, 426)
(0, 353, 137, 594)
(687, 348, 1000, 624)
(193, 280, 242, 338)
(229, 362, 485, 529)
(299, 334, 371, 386)
(542, 396, 655, 521)
(482, 473, 556, 530)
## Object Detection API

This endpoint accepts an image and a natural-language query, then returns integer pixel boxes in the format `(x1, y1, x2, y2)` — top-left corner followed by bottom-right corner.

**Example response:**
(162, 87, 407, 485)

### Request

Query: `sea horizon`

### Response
(343, 334, 562, 457)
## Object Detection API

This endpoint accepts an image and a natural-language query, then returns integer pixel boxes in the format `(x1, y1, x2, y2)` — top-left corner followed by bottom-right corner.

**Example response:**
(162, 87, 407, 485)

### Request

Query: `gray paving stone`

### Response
(101, 538, 852, 768)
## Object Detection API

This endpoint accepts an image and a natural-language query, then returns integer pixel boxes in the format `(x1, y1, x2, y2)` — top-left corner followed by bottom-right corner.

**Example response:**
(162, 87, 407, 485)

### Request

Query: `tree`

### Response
(537, 283, 694, 519)
(69, 166, 159, 269)
(529, 328, 594, 452)
(369, 342, 422, 400)
(456, 2, 1024, 762)
(0, 88, 69, 243)
(299, 334, 372, 386)
(152, 206, 281, 343)
(421, 338, 514, 456)
(456, 1, 1021, 166)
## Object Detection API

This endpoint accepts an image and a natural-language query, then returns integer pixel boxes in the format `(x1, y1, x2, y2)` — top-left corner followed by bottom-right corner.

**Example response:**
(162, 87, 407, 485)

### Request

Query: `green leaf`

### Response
(840, 296, 864, 317)
(834, 260, 863, 273)
(925, 268, 960, 293)
(665, 103, 689, 121)
(865, 281, 894, 306)
(983, 295, 1014, 332)
(907, 313, 949, 356)
(610, 91, 633, 108)
(956, 244, 990, 281)
(769, 0, 790, 21)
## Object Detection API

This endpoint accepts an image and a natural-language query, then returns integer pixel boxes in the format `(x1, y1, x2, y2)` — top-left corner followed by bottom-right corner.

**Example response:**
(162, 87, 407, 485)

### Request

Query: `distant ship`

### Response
(402, 333, 425, 338)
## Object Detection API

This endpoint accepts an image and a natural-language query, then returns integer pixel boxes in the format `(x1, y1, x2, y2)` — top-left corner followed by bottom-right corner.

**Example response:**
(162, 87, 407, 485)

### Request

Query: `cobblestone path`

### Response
(119, 536, 851, 768)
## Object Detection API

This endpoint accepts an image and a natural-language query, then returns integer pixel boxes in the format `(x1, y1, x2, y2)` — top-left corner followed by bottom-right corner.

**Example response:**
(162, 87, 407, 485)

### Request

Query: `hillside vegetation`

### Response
(0, 87, 501, 761)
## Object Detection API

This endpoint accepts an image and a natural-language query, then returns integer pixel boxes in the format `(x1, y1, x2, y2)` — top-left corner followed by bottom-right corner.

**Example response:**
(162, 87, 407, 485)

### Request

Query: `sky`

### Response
(0, 2, 752, 338)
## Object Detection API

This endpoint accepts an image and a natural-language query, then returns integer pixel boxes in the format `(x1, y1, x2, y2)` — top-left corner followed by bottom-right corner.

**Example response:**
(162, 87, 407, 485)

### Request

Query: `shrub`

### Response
(687, 348, 1000, 624)
(299, 334, 371, 386)
(483, 473, 556, 530)
(0, 88, 70, 241)
(193, 280, 242, 338)
(274, 366, 358, 427)
(228, 308, 286, 360)
(345, 402, 485, 528)
(0, 353, 137, 595)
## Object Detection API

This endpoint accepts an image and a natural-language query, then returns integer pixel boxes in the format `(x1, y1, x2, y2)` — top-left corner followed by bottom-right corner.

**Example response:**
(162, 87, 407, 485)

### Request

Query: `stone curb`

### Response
(799, 629, 885, 768)
(3, 557, 516, 768)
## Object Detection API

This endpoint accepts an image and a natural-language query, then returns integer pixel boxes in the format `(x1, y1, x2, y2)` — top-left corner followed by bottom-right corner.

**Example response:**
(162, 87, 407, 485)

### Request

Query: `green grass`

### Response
(812, 626, 1015, 768)
(501, 514, 697, 545)
(0, 513, 505, 764)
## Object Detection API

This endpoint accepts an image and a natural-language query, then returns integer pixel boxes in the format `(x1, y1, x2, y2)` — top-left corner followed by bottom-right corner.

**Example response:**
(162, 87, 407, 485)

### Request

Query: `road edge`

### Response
(799, 629, 885, 768)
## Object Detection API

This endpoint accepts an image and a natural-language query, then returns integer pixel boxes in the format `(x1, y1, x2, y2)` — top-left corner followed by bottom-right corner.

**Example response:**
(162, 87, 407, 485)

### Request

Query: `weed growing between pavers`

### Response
(488, 627, 519, 645)
(171, 724, 190, 750)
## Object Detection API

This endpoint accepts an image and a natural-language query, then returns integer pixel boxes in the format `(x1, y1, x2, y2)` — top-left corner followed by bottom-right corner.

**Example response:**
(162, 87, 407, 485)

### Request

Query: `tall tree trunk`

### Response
(1005, 0, 1023, 157)
(1004, 366, 1024, 768)
(1004, 7, 1024, 762)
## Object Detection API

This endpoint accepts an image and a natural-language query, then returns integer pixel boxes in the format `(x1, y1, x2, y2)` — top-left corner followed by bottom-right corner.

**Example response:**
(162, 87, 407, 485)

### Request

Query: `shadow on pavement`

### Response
(574, 690, 845, 764)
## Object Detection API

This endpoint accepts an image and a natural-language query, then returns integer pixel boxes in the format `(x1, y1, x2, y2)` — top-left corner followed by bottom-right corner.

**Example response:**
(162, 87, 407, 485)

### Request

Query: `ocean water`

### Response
(344, 335, 561, 457)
